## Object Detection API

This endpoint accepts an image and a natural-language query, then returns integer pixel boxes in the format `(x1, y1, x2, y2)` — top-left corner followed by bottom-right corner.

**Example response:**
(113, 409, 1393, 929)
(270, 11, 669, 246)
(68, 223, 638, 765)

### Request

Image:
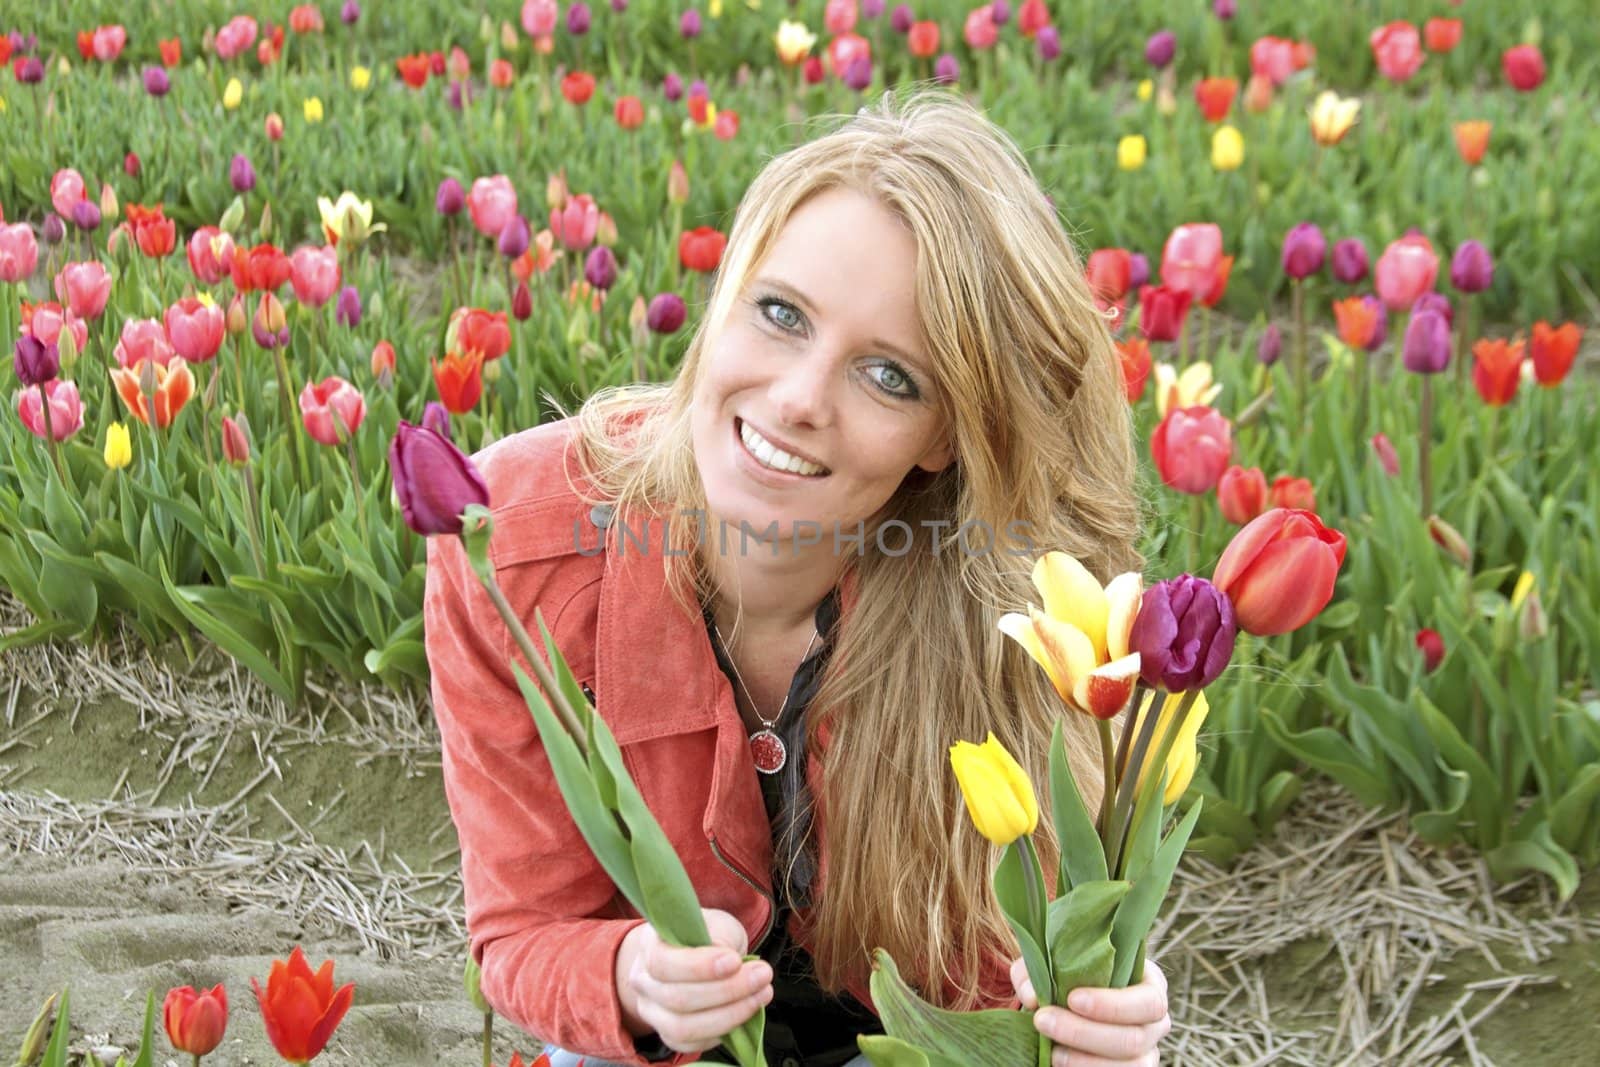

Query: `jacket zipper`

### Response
(708, 833, 776, 948)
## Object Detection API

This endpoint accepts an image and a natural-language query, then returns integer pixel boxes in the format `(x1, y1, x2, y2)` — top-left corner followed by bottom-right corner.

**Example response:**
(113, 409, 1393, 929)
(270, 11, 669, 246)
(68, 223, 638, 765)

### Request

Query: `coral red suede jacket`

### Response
(424, 417, 1016, 1065)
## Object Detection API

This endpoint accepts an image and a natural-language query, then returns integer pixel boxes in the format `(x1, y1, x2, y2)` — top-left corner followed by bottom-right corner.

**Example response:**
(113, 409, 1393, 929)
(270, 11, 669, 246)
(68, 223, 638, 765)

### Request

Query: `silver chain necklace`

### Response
(711, 620, 819, 776)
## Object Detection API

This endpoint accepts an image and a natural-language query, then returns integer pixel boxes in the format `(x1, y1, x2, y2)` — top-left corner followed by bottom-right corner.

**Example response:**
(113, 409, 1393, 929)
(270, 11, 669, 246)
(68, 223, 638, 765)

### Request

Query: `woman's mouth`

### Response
(735, 418, 830, 477)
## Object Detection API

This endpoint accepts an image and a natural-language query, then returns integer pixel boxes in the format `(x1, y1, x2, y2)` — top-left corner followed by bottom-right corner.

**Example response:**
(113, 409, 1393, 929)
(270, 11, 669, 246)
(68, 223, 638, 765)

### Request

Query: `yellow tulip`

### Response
(0, 97, 7, 114)
(350, 66, 372, 91)
(710, 0, 723, 16)
(1137, 79, 1153, 102)
(317, 191, 385, 247)
(1212, 125, 1244, 171)
(1308, 90, 1360, 147)
(1510, 571, 1535, 611)
(104, 423, 132, 470)
(1125, 689, 1211, 806)
(223, 77, 243, 110)
(1153, 361, 1224, 418)
(303, 96, 324, 123)
(774, 20, 817, 66)
(949, 733, 1039, 846)
(1117, 134, 1147, 171)
(999, 553, 1143, 719)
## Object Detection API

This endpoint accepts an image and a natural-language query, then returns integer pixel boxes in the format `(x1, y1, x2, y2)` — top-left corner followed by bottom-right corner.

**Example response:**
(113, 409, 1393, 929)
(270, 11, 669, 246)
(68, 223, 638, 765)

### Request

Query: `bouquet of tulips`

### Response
(860, 509, 1346, 1067)
(386, 422, 768, 1067)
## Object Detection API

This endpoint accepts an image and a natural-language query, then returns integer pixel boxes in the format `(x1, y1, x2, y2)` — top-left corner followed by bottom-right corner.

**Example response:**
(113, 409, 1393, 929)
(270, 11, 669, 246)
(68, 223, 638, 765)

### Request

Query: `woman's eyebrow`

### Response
(752, 275, 930, 371)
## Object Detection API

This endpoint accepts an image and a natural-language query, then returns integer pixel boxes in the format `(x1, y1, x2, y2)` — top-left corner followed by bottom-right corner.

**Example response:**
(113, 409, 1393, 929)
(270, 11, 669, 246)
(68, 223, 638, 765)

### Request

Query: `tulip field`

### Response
(2, 0, 1598, 1064)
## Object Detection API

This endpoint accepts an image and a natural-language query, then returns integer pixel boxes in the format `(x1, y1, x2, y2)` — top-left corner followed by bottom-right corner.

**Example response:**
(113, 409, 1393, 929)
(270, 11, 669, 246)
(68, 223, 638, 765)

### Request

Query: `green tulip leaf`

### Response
(1324, 646, 1440, 810)
(158, 559, 294, 705)
(1409, 759, 1471, 847)
(35, 554, 99, 633)
(1046, 880, 1130, 995)
(130, 989, 156, 1067)
(1259, 705, 1395, 810)
(94, 552, 191, 635)
(1485, 820, 1580, 903)
(41, 986, 69, 1067)
(1049, 719, 1108, 892)
(869, 950, 1039, 1066)
(856, 1034, 948, 1067)
(993, 840, 1053, 1007)
(1256, 772, 1303, 835)
(42, 473, 89, 555)
(1111, 799, 1203, 988)
(1414, 693, 1504, 848)
(1549, 766, 1600, 853)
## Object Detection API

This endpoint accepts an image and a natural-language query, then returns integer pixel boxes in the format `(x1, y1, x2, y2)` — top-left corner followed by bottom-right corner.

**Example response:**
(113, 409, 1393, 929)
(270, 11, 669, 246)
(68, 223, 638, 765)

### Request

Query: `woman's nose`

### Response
(768, 350, 836, 430)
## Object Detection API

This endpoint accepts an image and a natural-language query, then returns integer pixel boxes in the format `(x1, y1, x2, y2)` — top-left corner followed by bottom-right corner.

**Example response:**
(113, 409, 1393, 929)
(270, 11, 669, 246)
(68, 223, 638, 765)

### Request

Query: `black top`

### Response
(693, 587, 882, 1067)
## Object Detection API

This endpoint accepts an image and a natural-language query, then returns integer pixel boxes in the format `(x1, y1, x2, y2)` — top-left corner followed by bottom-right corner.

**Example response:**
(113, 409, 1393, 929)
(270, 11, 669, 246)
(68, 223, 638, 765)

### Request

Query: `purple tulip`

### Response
(688, 78, 708, 99)
(335, 285, 362, 328)
(1129, 576, 1238, 692)
(1037, 26, 1061, 61)
(663, 72, 684, 101)
(512, 280, 533, 321)
(1145, 30, 1176, 70)
(1358, 295, 1388, 351)
(584, 245, 618, 290)
(862, 0, 885, 17)
(1450, 240, 1493, 294)
(1281, 223, 1326, 280)
(388, 421, 491, 536)
(1415, 291, 1453, 328)
(421, 402, 452, 441)
(15, 57, 44, 84)
(142, 66, 170, 97)
(72, 200, 101, 232)
(1213, 0, 1236, 19)
(567, 2, 592, 35)
(1331, 238, 1369, 284)
(679, 9, 702, 38)
(646, 292, 687, 333)
(611, 0, 629, 12)
(41, 214, 66, 244)
(436, 177, 466, 216)
(890, 3, 914, 33)
(448, 80, 472, 110)
(844, 56, 873, 91)
(14, 335, 60, 387)
(1128, 253, 1151, 290)
(230, 153, 256, 193)
(498, 214, 531, 258)
(1402, 308, 1451, 374)
(341, 0, 362, 23)
(1258, 324, 1282, 366)
(934, 53, 960, 85)
(990, 0, 1010, 25)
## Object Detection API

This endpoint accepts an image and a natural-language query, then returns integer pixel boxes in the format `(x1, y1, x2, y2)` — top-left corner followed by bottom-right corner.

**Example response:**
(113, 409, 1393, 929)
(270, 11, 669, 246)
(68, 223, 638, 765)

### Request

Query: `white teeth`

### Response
(739, 421, 827, 476)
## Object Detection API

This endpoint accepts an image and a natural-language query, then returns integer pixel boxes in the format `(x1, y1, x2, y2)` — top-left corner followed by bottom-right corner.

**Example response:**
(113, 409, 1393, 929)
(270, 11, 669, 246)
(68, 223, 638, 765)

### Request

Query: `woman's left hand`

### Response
(1009, 956, 1171, 1066)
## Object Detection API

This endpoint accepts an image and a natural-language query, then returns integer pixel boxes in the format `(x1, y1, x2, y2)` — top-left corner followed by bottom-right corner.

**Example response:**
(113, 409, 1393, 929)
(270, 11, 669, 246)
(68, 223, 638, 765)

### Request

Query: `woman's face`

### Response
(690, 187, 954, 544)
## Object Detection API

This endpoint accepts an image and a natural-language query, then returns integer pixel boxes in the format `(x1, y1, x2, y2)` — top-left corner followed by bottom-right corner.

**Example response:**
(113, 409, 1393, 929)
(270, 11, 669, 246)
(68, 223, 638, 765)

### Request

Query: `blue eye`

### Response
(867, 362, 919, 399)
(758, 298, 803, 331)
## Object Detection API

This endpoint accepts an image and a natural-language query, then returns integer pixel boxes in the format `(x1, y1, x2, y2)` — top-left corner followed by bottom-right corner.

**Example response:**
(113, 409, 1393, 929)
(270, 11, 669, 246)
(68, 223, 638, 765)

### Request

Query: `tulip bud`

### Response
(596, 212, 618, 247)
(497, 215, 531, 258)
(948, 733, 1038, 846)
(630, 295, 650, 351)
(387, 420, 491, 536)
(1517, 584, 1548, 641)
(1331, 238, 1369, 284)
(1145, 30, 1176, 69)
(336, 285, 362, 328)
(1450, 240, 1494, 294)
(568, 2, 592, 34)
(1037, 26, 1061, 61)
(370, 339, 396, 386)
(253, 292, 289, 349)
(42, 214, 67, 245)
(647, 292, 687, 334)
(1402, 309, 1451, 374)
(143, 65, 171, 97)
(584, 246, 617, 290)
(512, 281, 533, 321)
(342, 0, 362, 23)
(680, 9, 701, 38)
(662, 72, 684, 102)
(72, 199, 102, 232)
(1257, 323, 1282, 366)
(934, 54, 961, 85)
(1281, 222, 1326, 280)
(230, 153, 257, 193)
(103, 182, 122, 219)
(222, 414, 252, 465)
(1426, 514, 1472, 567)
(225, 293, 249, 335)
(265, 112, 285, 140)
(124, 152, 141, 177)
(667, 160, 689, 205)
(218, 196, 246, 234)
(891, 3, 914, 33)
(1130, 575, 1238, 691)
(14, 335, 60, 387)
(57, 328, 80, 372)
(436, 177, 465, 216)
(15, 993, 57, 1067)
(1370, 432, 1400, 476)
(258, 201, 274, 240)
(422, 401, 452, 441)
(1415, 628, 1445, 672)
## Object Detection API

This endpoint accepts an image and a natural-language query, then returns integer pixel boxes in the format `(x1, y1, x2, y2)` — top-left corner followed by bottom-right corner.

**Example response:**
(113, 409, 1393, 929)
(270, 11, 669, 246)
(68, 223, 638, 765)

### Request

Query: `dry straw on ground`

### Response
(3, 591, 1594, 1063)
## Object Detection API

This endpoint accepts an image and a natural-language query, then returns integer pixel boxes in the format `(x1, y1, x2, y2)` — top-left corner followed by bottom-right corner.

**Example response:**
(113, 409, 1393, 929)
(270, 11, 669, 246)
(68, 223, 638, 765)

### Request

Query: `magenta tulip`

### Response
(1129, 575, 1238, 691)
(388, 421, 491, 536)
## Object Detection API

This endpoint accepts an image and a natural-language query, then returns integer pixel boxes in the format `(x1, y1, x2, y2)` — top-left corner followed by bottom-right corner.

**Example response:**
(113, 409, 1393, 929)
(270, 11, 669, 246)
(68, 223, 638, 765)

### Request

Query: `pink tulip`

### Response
(289, 245, 341, 308)
(187, 226, 236, 286)
(92, 25, 128, 61)
(0, 222, 38, 282)
(467, 175, 518, 238)
(1374, 233, 1439, 311)
(22, 303, 88, 356)
(550, 193, 600, 251)
(825, 0, 859, 35)
(963, 6, 999, 49)
(1160, 223, 1225, 303)
(521, 0, 559, 37)
(1151, 405, 1233, 494)
(50, 168, 88, 219)
(1249, 36, 1295, 87)
(113, 317, 177, 370)
(163, 298, 226, 363)
(53, 261, 112, 320)
(298, 376, 367, 446)
(16, 379, 84, 441)
(1369, 21, 1423, 82)
(215, 15, 259, 60)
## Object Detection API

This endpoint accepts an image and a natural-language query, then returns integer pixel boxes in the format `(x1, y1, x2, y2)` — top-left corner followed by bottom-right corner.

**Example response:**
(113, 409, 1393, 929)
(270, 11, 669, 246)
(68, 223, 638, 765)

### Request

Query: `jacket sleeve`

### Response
(424, 529, 696, 1066)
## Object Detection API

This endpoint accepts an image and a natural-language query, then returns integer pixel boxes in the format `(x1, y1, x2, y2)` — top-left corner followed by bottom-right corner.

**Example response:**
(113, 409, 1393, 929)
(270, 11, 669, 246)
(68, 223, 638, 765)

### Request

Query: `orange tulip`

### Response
(1471, 338, 1524, 405)
(396, 53, 430, 88)
(1332, 296, 1383, 350)
(111, 358, 195, 428)
(1454, 121, 1490, 166)
(1194, 77, 1237, 122)
(1423, 18, 1461, 53)
(561, 71, 597, 105)
(163, 984, 228, 1057)
(433, 349, 485, 414)
(447, 307, 512, 361)
(1217, 465, 1267, 525)
(1116, 337, 1151, 403)
(1529, 321, 1581, 386)
(1200, 254, 1234, 308)
(1269, 475, 1316, 513)
(1214, 508, 1347, 636)
(252, 946, 355, 1065)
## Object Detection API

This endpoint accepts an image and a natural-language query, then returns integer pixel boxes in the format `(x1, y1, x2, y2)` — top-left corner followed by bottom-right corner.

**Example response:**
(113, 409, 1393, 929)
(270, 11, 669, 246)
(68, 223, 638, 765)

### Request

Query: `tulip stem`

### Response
(1419, 374, 1434, 519)
(37, 385, 70, 489)
(481, 1010, 493, 1067)
(1096, 717, 1118, 837)
(192, 1054, 201, 1067)
(1188, 495, 1204, 574)
(1292, 280, 1307, 421)
(1105, 687, 1163, 873)
(1108, 690, 1202, 879)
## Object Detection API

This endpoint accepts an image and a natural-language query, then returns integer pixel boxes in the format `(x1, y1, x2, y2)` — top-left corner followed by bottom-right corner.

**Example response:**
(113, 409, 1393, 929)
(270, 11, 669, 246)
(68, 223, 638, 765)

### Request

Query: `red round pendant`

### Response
(749, 729, 787, 774)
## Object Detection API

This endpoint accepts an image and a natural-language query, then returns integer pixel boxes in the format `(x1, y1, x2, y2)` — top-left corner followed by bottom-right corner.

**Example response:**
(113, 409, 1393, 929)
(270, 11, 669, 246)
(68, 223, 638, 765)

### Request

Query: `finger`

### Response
(647, 942, 747, 984)
(636, 960, 773, 1016)
(1064, 980, 1168, 1025)
(641, 983, 775, 1053)
(1141, 958, 1167, 993)
(1036, 1007, 1169, 1061)
(703, 908, 751, 955)
(1050, 1048, 1159, 1067)
(1010, 958, 1039, 1010)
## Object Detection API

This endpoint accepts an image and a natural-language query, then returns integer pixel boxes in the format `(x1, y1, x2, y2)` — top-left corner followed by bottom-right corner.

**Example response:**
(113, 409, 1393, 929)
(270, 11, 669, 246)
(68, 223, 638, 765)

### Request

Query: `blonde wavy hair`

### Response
(565, 90, 1141, 1007)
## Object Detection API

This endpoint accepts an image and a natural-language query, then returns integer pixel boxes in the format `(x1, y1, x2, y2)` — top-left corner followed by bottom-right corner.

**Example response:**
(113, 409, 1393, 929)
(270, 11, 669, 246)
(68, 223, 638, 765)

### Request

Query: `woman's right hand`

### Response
(615, 908, 775, 1054)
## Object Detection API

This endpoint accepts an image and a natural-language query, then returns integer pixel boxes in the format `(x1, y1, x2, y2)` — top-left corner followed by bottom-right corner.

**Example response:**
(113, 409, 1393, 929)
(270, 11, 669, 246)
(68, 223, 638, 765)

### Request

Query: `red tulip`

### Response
(1193, 77, 1237, 122)
(1374, 234, 1438, 311)
(447, 307, 512, 361)
(299, 376, 367, 446)
(1200, 254, 1234, 308)
(826, 33, 871, 79)
(215, 15, 259, 59)
(252, 946, 356, 1064)
(222, 414, 252, 465)
(128, 204, 176, 259)
(1423, 18, 1461, 53)
(188, 227, 236, 285)
(1217, 465, 1267, 524)
(550, 193, 599, 251)
(21, 301, 89, 355)
(163, 984, 228, 1057)
(231, 243, 292, 292)
(370, 339, 397, 386)
(1369, 21, 1423, 82)
(614, 94, 644, 129)
(1502, 44, 1545, 91)
(908, 21, 940, 58)
(1470, 338, 1523, 406)
(1415, 628, 1445, 673)
(433, 349, 485, 413)
(1086, 248, 1133, 304)
(1152, 405, 1232, 495)
(1249, 36, 1296, 87)
(1018, 0, 1051, 38)
(1529, 321, 1581, 387)
(1116, 337, 1150, 403)
(1454, 121, 1490, 166)
(159, 37, 182, 67)
(1269, 475, 1316, 513)
(560, 71, 596, 105)
(1332, 295, 1384, 351)
(396, 53, 430, 88)
(679, 226, 727, 273)
(1137, 284, 1191, 343)
(1213, 508, 1347, 636)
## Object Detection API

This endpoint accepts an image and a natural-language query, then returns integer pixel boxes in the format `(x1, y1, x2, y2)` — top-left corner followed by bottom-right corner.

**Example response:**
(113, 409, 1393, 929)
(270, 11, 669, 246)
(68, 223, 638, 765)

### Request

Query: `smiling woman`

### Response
(424, 90, 1165, 1067)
